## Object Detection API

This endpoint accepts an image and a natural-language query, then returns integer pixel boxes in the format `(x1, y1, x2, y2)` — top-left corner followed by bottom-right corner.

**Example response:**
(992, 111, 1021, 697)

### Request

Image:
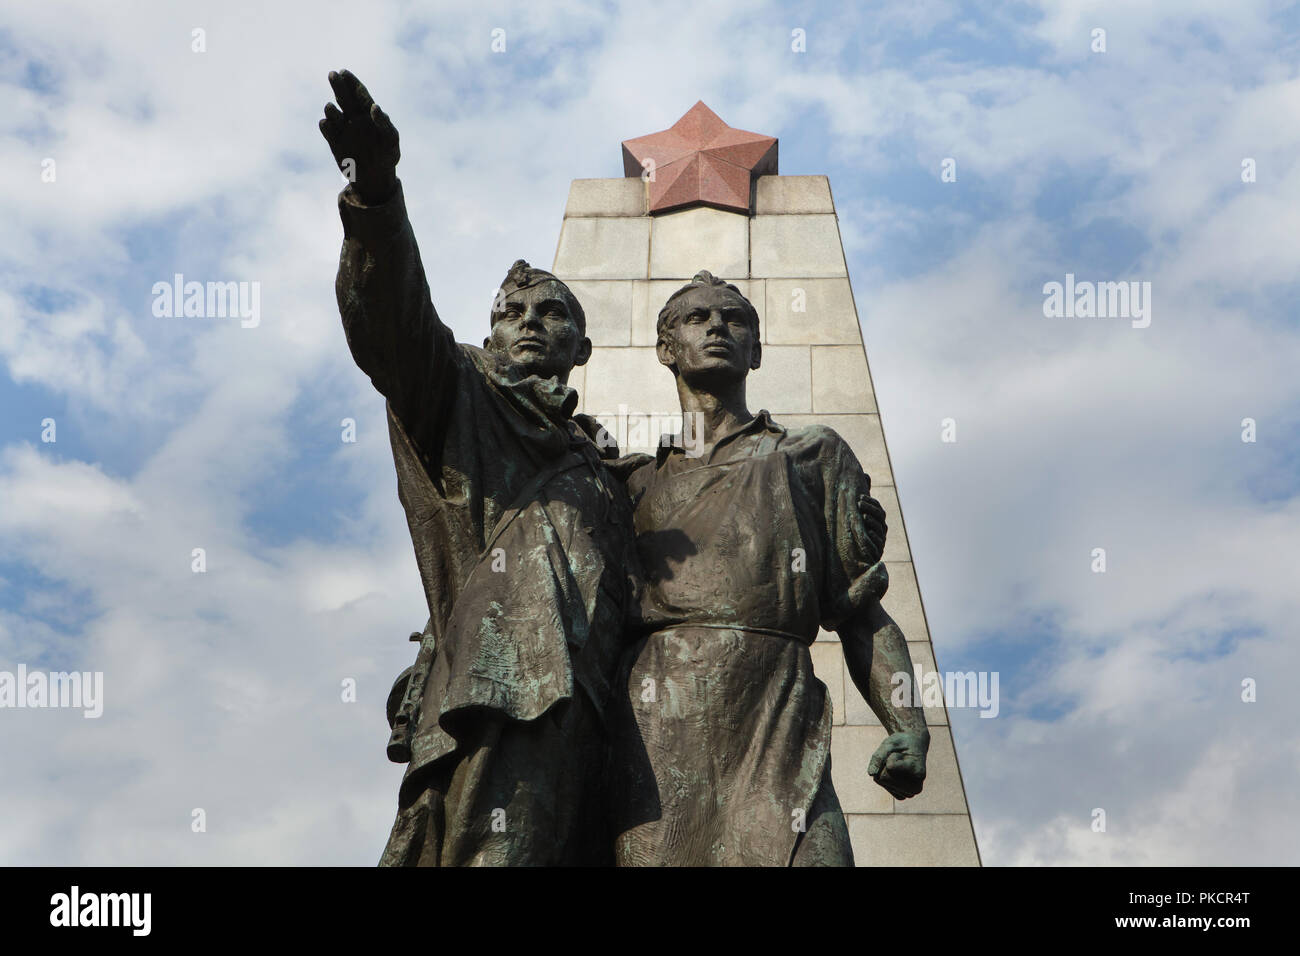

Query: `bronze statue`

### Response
(609, 272, 929, 866)
(320, 70, 639, 866)
(321, 69, 926, 866)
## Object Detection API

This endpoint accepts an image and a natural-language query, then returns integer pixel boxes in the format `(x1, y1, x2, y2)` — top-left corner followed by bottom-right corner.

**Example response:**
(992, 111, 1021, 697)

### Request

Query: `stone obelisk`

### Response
(552, 102, 979, 866)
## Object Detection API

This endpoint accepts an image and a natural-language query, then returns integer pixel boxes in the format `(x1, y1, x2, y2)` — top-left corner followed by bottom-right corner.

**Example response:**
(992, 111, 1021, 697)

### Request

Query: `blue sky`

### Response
(1, 0, 1298, 864)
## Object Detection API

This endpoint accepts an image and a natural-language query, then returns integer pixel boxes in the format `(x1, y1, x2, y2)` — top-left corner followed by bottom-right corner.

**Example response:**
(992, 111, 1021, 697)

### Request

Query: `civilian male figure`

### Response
(320, 70, 638, 866)
(612, 271, 929, 866)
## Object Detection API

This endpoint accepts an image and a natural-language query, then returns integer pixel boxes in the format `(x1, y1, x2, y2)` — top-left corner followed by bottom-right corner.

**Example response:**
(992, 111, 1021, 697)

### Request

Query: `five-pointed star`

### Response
(621, 101, 778, 215)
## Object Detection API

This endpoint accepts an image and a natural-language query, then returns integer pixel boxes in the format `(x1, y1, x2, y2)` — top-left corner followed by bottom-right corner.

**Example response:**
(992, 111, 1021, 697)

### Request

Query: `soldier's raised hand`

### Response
(319, 69, 400, 205)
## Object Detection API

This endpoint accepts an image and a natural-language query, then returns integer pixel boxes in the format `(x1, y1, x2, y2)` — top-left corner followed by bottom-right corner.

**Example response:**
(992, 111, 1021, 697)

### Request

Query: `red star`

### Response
(621, 101, 778, 215)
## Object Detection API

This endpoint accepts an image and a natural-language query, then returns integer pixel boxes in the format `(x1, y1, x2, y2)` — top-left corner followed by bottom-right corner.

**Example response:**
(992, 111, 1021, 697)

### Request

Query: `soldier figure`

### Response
(321, 70, 639, 866)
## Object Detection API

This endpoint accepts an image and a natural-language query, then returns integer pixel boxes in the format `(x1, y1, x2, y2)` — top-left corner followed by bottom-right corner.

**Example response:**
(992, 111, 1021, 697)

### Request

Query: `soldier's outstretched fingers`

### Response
(320, 102, 345, 144)
(327, 70, 356, 116)
(331, 69, 375, 118)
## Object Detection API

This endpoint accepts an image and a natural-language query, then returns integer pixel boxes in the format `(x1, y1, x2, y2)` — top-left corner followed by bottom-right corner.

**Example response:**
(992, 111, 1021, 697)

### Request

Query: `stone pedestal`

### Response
(553, 174, 980, 866)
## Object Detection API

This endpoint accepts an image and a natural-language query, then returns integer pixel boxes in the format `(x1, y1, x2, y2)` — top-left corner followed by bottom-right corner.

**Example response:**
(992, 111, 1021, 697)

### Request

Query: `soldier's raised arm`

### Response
(321, 70, 455, 446)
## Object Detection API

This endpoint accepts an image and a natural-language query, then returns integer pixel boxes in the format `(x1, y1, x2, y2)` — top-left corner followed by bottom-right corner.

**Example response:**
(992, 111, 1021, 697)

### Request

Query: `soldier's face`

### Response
(486, 281, 591, 382)
(657, 286, 760, 385)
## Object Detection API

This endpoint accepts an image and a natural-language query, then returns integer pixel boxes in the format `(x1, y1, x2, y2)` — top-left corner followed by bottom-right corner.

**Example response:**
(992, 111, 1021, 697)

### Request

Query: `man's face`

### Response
(657, 285, 761, 386)
(485, 281, 591, 382)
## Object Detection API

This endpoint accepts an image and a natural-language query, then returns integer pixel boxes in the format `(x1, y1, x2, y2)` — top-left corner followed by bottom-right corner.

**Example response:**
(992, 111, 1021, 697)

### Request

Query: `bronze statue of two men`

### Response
(320, 70, 929, 867)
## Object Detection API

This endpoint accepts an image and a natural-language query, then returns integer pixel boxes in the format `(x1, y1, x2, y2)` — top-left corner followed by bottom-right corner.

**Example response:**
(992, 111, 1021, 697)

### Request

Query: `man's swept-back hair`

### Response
(655, 270, 759, 341)
(492, 259, 586, 334)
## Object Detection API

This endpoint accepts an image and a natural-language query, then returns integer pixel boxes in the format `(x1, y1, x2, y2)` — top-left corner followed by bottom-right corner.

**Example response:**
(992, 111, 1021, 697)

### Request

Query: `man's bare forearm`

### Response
(840, 598, 929, 739)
